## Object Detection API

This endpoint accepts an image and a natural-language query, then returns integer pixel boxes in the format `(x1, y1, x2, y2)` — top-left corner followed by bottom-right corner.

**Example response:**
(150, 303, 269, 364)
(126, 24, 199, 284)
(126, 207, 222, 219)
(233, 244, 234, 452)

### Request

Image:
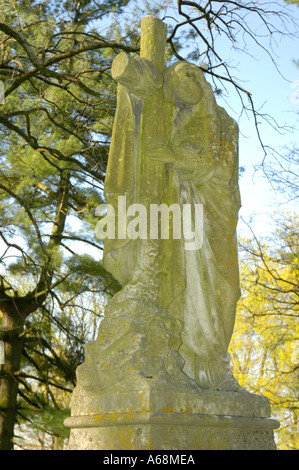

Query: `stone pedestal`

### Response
(65, 388, 279, 450)
(64, 292, 279, 450)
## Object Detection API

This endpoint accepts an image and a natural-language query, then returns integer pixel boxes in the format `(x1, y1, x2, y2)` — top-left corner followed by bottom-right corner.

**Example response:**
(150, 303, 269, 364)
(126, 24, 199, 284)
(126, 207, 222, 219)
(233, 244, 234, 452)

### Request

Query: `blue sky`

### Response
(197, 1, 299, 238)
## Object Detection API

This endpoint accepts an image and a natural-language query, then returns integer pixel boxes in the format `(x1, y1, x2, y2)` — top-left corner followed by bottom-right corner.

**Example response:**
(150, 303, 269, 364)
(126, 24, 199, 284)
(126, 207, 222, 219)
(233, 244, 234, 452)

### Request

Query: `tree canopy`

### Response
(231, 212, 298, 450)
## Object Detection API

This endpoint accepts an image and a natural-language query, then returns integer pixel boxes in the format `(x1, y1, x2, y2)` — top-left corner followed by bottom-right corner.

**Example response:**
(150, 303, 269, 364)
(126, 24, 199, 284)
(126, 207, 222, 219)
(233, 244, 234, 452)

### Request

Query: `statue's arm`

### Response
(111, 52, 163, 98)
(146, 142, 202, 172)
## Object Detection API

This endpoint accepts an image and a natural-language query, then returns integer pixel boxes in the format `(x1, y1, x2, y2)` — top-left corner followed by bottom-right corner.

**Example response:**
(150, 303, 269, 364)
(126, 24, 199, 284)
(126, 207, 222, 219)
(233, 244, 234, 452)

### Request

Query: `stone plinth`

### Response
(65, 388, 279, 450)
(64, 287, 279, 450)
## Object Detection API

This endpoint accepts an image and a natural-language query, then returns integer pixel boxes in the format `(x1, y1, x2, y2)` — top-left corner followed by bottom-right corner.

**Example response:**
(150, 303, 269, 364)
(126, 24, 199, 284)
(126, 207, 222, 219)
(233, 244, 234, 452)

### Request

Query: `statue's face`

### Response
(171, 63, 203, 105)
(163, 62, 220, 177)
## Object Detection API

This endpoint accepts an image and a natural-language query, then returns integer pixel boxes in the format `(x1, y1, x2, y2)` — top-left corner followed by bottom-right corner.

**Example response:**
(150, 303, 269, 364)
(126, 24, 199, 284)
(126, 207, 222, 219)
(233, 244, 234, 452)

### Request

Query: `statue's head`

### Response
(165, 62, 205, 105)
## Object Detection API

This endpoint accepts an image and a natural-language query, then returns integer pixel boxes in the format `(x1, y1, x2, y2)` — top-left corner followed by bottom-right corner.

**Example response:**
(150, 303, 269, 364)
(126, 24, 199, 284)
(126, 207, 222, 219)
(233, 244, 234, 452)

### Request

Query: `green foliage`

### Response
(56, 253, 121, 295)
(230, 212, 299, 450)
(0, 0, 125, 284)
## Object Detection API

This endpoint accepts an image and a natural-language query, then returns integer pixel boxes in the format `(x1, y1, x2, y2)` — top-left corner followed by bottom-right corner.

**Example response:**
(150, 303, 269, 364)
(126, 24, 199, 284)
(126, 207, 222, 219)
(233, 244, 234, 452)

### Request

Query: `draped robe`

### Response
(103, 59, 242, 391)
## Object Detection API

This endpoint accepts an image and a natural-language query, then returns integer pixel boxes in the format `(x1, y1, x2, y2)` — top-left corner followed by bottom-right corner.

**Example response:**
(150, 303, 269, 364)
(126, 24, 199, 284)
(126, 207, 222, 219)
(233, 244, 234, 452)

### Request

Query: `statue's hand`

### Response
(146, 143, 176, 163)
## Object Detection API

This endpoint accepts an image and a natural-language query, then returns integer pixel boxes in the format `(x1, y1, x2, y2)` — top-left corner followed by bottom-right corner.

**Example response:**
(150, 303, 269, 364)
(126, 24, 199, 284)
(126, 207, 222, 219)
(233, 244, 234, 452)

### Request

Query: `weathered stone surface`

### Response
(102, 15, 243, 391)
(65, 15, 279, 450)
(65, 385, 279, 450)
(66, 418, 278, 451)
(65, 291, 279, 449)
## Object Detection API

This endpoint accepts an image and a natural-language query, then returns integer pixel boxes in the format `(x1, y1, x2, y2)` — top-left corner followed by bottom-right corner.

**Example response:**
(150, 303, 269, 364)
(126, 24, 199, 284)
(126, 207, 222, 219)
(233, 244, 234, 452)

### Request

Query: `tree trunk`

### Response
(0, 304, 25, 450)
(0, 171, 70, 448)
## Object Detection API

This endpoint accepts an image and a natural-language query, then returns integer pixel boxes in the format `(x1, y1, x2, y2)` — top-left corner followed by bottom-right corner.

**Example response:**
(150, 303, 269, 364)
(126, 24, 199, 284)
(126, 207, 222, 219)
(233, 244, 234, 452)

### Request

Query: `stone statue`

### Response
(65, 15, 279, 450)
(103, 16, 242, 392)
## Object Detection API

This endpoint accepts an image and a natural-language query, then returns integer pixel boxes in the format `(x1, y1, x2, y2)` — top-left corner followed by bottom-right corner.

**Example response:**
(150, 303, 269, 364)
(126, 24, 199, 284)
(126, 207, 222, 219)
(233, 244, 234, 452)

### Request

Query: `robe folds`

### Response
(103, 60, 242, 390)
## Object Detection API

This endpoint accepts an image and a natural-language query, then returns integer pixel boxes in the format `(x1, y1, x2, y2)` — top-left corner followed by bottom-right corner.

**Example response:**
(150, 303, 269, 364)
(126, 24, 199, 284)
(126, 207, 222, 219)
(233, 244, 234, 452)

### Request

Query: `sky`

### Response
(219, 3, 299, 238)
(159, 0, 299, 239)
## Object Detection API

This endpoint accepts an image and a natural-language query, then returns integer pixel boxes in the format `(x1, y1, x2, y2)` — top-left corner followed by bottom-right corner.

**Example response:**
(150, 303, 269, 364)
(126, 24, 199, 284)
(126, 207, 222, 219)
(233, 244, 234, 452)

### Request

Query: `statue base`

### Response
(65, 388, 279, 450)
(64, 293, 279, 450)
